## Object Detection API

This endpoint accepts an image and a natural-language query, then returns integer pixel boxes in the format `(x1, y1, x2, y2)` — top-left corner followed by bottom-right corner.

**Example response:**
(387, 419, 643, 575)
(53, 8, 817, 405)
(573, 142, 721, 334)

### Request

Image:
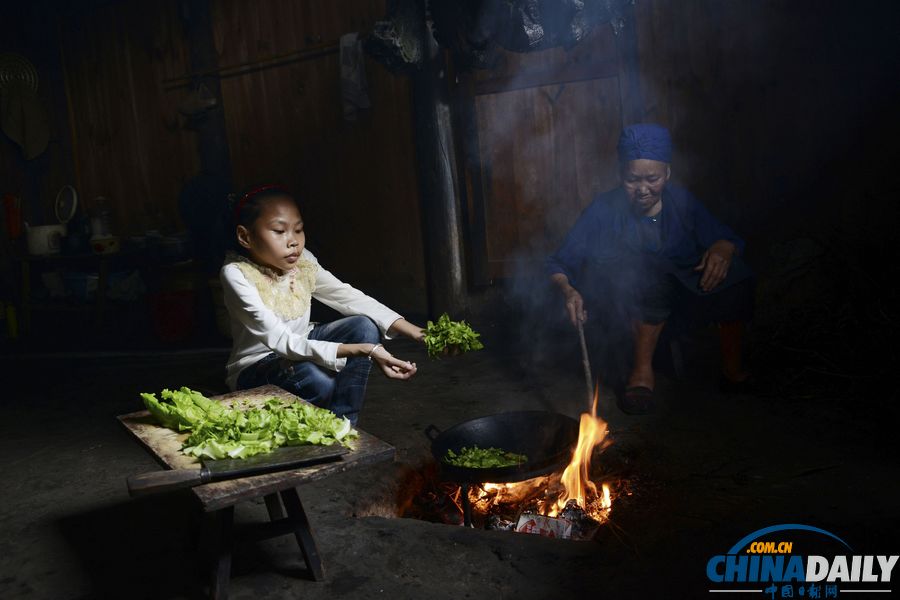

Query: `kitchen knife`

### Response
(127, 443, 349, 497)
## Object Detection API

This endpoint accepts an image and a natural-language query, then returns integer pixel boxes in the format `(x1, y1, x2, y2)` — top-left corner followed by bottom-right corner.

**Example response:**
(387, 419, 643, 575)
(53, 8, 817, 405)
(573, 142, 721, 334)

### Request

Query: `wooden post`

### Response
(410, 19, 467, 318)
(182, 0, 233, 185)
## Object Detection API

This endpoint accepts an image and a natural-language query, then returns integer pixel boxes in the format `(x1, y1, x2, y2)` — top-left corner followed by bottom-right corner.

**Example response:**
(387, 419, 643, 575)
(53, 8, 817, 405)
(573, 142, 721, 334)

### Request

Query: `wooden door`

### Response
(456, 22, 639, 284)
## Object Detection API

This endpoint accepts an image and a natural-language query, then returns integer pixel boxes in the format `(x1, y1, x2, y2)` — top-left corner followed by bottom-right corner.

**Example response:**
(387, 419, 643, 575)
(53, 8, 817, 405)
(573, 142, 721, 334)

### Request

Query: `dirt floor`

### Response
(1, 328, 898, 599)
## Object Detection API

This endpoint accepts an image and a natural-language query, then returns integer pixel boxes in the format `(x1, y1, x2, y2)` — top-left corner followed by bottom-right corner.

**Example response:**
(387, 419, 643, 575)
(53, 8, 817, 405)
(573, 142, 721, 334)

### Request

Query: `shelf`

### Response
(27, 300, 140, 312)
(28, 303, 95, 312)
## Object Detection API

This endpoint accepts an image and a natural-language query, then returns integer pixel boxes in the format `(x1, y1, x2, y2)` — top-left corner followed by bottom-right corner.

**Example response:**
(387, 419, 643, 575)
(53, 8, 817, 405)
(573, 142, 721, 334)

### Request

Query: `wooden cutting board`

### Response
(118, 384, 395, 511)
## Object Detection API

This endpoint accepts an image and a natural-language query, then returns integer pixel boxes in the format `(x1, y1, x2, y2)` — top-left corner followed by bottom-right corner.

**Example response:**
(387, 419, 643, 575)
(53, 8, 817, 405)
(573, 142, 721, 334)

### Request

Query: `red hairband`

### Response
(234, 184, 289, 221)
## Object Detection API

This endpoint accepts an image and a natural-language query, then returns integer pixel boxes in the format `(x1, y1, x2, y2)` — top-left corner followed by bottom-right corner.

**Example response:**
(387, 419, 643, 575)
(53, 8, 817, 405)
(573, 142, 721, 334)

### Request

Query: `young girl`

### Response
(220, 184, 424, 425)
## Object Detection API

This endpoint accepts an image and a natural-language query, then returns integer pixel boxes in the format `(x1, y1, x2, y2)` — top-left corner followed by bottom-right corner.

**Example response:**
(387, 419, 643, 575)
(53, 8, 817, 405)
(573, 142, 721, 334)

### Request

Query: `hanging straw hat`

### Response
(0, 53, 50, 160)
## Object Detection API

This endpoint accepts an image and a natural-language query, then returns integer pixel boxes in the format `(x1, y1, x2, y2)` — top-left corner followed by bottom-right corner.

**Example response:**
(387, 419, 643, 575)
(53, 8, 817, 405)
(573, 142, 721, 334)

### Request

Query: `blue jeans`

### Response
(236, 316, 381, 425)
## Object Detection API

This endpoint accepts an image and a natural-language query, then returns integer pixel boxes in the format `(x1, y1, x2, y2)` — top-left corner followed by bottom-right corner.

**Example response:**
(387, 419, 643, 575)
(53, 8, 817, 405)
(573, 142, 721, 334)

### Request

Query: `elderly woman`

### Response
(547, 124, 753, 414)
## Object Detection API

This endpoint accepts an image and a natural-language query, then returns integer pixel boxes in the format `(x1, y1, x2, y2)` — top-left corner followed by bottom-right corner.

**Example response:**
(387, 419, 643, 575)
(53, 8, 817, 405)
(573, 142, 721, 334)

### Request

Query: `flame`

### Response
(601, 482, 612, 510)
(551, 386, 610, 517)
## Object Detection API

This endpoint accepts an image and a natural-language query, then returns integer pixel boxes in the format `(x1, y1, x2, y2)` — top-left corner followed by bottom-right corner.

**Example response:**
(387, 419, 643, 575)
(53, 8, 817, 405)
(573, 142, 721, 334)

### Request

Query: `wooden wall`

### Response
(209, 0, 425, 311)
(459, 25, 633, 282)
(458, 0, 898, 286)
(59, 0, 198, 235)
(632, 0, 900, 259)
(51, 0, 427, 314)
(13, 0, 894, 320)
(634, 0, 789, 239)
(0, 3, 76, 227)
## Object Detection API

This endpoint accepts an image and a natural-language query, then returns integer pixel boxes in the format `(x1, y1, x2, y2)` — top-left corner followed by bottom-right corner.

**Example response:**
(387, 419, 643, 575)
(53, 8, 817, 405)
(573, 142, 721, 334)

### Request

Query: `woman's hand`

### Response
(388, 318, 425, 343)
(564, 288, 587, 326)
(695, 239, 736, 292)
(371, 346, 417, 380)
(551, 273, 587, 326)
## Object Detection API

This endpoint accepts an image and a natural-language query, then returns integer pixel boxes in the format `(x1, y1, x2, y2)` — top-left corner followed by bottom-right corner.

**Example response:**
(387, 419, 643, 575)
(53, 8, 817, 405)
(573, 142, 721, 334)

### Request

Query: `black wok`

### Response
(425, 411, 579, 484)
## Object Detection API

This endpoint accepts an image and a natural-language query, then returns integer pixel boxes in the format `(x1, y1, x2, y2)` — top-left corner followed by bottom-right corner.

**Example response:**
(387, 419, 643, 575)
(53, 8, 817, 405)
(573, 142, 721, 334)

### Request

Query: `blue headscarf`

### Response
(617, 123, 672, 163)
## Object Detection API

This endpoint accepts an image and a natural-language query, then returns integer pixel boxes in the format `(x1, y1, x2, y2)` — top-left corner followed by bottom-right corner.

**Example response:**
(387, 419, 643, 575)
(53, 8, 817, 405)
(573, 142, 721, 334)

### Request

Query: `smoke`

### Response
(500, 237, 644, 393)
(460, 0, 900, 411)
(449, 5, 643, 402)
(404, 0, 900, 426)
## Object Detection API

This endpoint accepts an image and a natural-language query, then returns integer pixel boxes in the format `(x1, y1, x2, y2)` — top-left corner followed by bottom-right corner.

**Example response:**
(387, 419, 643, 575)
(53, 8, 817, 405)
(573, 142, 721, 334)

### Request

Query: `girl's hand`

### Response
(371, 346, 418, 380)
(388, 318, 425, 343)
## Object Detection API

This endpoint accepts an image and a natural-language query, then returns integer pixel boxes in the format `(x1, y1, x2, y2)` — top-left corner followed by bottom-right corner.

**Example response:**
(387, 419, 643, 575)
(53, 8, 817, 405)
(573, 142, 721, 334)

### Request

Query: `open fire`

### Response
(468, 388, 613, 537)
(553, 390, 612, 517)
(408, 388, 615, 539)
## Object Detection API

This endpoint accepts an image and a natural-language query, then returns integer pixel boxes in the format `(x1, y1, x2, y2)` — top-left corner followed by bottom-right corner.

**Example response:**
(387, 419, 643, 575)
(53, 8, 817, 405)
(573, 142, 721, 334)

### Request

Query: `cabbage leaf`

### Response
(140, 387, 358, 460)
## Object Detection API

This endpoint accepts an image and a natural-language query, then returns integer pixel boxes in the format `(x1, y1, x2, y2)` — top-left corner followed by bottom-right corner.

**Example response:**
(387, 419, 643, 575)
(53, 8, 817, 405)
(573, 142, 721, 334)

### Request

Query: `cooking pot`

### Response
(25, 185, 78, 255)
(26, 223, 67, 255)
(425, 411, 579, 484)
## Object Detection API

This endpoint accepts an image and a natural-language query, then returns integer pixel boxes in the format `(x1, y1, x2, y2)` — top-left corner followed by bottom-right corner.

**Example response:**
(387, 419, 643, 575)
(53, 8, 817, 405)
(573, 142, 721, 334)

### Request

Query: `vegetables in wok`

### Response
(443, 446, 528, 468)
(141, 387, 357, 460)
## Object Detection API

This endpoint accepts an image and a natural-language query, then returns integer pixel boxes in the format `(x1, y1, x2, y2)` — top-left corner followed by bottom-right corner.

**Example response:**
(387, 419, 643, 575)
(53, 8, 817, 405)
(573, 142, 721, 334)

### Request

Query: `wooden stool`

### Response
(119, 385, 395, 600)
(204, 488, 323, 599)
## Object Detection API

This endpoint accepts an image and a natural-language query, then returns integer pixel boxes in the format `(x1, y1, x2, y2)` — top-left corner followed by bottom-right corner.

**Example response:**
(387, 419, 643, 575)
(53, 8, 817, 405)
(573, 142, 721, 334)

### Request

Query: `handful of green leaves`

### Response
(423, 313, 484, 358)
(141, 387, 357, 460)
(443, 446, 528, 469)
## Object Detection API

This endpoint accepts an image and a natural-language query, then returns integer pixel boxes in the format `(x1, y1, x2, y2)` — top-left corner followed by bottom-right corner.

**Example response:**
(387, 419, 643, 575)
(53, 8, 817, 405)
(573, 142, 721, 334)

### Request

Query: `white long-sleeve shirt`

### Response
(220, 249, 403, 390)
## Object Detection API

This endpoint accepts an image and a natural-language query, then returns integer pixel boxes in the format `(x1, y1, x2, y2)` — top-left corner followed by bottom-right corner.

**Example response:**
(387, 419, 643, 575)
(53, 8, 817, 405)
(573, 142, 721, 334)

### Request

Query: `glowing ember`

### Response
(468, 476, 555, 515)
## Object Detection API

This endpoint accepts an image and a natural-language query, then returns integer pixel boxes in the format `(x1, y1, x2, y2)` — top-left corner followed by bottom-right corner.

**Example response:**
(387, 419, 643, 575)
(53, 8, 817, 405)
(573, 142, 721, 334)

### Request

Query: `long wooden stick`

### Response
(161, 43, 339, 90)
(576, 320, 593, 410)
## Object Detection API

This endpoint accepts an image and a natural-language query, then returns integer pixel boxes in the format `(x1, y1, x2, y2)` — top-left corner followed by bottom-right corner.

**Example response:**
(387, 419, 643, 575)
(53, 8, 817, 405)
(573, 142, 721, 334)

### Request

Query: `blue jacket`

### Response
(547, 185, 746, 289)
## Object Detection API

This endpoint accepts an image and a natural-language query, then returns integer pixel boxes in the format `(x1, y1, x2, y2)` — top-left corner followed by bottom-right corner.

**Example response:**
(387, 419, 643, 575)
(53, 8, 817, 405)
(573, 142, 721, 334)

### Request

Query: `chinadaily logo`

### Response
(706, 524, 898, 597)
